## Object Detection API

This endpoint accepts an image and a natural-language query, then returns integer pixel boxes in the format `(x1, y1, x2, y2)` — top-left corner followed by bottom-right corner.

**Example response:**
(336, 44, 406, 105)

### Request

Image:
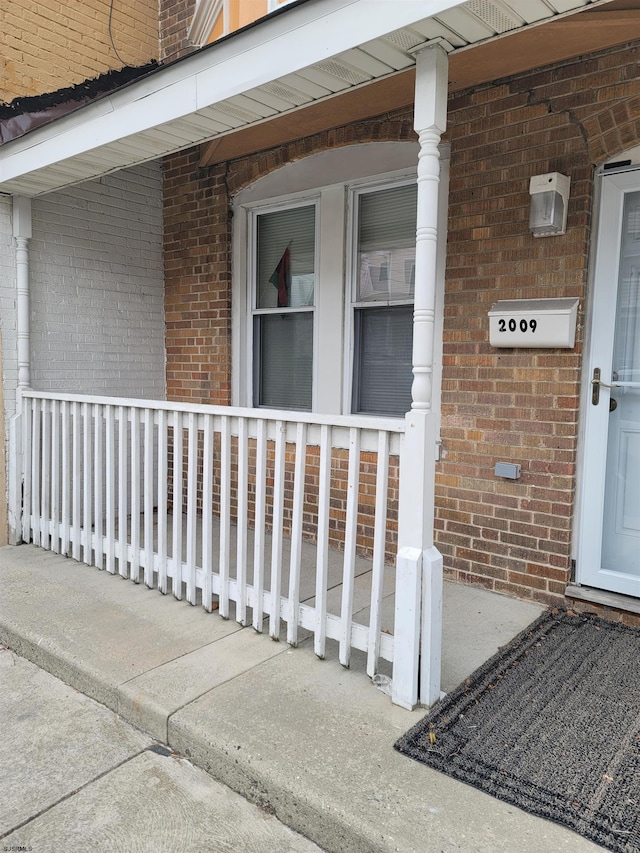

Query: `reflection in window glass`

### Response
(257, 206, 315, 309)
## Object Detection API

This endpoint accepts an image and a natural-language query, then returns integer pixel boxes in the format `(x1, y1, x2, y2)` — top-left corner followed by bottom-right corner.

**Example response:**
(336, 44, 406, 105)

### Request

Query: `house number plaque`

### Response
(488, 298, 579, 348)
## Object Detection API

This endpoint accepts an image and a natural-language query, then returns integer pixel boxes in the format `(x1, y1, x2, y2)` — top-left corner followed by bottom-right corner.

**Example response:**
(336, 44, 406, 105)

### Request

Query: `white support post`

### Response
(392, 45, 447, 710)
(8, 197, 32, 545)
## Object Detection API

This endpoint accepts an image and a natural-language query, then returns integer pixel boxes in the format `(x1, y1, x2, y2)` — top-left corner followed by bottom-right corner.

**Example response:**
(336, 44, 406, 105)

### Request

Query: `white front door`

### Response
(578, 169, 640, 597)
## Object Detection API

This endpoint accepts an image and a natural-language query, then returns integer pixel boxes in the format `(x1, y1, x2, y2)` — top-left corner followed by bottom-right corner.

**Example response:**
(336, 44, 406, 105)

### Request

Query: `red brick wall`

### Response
(164, 149, 232, 405)
(160, 0, 197, 63)
(438, 43, 639, 606)
(163, 42, 640, 607)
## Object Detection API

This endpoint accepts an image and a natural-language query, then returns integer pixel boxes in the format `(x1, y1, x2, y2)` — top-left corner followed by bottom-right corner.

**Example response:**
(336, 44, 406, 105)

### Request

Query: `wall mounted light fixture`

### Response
(529, 172, 570, 237)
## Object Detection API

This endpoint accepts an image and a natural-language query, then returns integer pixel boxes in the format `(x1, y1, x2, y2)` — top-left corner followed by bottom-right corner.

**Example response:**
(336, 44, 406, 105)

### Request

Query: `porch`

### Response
(0, 543, 555, 853)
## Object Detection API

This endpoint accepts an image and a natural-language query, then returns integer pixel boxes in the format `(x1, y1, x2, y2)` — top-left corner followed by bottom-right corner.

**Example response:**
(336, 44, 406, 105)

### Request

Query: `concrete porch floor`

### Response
(0, 544, 601, 853)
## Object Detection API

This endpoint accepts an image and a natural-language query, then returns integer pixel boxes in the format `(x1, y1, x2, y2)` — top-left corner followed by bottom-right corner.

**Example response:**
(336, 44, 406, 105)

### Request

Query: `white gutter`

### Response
(0, 0, 466, 192)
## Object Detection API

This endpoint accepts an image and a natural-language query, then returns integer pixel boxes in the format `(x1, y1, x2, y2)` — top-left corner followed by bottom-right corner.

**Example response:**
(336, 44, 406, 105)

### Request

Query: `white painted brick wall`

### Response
(29, 162, 166, 400)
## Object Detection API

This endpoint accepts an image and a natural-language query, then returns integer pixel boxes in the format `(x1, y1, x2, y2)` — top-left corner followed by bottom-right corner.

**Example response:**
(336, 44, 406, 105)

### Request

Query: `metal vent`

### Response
(214, 101, 259, 123)
(314, 59, 371, 85)
(466, 0, 523, 32)
(259, 81, 310, 106)
(384, 27, 425, 51)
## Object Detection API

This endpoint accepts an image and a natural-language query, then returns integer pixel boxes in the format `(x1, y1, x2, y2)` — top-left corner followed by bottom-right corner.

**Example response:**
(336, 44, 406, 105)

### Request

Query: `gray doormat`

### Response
(394, 609, 640, 852)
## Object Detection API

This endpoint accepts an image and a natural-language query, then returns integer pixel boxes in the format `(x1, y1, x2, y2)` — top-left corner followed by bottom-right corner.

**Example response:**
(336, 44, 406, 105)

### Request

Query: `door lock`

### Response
(610, 397, 618, 412)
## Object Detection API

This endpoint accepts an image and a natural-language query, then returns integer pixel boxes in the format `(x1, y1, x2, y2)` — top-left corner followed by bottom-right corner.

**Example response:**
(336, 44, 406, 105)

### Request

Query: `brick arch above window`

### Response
(231, 140, 421, 205)
(225, 108, 416, 195)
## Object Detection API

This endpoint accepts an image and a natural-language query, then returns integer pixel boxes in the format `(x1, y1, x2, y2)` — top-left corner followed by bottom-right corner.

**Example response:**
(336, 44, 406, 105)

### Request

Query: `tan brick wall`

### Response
(1, 0, 158, 102)
(163, 42, 640, 607)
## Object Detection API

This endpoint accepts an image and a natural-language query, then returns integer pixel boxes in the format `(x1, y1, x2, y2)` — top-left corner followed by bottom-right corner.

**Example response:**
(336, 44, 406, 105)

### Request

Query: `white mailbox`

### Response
(488, 298, 579, 348)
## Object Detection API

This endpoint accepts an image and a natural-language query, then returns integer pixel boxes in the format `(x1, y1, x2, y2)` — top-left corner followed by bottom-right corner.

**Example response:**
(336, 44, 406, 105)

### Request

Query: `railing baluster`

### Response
(60, 400, 70, 556)
(21, 396, 32, 544)
(186, 412, 197, 605)
(143, 409, 154, 588)
(219, 415, 231, 618)
(30, 398, 41, 547)
(287, 422, 306, 646)
(41, 399, 50, 550)
(314, 424, 331, 659)
(252, 419, 267, 632)
(157, 409, 168, 593)
(50, 399, 60, 554)
(93, 404, 103, 570)
(202, 413, 214, 612)
(71, 401, 81, 561)
(118, 405, 128, 578)
(235, 417, 248, 626)
(339, 427, 361, 667)
(130, 407, 141, 583)
(105, 406, 115, 573)
(269, 420, 286, 640)
(82, 401, 92, 565)
(171, 410, 183, 600)
(367, 430, 389, 677)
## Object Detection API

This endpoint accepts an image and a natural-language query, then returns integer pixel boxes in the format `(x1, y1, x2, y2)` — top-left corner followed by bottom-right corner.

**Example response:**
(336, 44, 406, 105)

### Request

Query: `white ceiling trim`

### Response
(0, 0, 601, 196)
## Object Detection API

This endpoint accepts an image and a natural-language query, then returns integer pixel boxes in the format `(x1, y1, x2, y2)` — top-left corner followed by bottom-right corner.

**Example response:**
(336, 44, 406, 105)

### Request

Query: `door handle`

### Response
(592, 367, 640, 404)
(592, 367, 602, 405)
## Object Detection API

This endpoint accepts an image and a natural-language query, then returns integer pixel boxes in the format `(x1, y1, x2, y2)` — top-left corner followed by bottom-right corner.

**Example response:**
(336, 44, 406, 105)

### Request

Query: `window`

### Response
(251, 202, 316, 410)
(351, 182, 417, 416)
(233, 142, 447, 420)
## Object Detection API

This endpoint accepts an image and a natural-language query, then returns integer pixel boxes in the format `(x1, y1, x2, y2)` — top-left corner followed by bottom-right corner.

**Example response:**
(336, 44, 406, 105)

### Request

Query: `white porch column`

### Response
(8, 196, 32, 544)
(392, 46, 447, 710)
(14, 196, 32, 391)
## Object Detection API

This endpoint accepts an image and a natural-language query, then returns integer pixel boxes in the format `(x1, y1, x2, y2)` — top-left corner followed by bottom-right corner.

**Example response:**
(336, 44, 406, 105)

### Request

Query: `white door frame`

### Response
(576, 165, 640, 596)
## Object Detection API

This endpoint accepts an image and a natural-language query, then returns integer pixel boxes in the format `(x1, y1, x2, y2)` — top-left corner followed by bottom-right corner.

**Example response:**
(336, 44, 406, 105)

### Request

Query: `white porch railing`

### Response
(12, 390, 404, 678)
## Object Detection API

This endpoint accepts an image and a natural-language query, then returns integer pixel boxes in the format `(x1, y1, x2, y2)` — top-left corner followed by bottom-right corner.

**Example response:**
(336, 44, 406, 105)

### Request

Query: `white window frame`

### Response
(344, 175, 419, 417)
(231, 141, 447, 419)
(249, 195, 320, 411)
(188, 0, 225, 46)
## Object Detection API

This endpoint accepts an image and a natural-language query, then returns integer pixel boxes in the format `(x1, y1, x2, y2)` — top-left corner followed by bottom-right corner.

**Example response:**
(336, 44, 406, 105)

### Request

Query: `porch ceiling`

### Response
(0, 0, 636, 197)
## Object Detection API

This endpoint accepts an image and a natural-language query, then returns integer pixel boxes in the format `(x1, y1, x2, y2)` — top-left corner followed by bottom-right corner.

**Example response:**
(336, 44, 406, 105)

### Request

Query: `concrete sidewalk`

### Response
(1, 648, 323, 852)
(0, 545, 601, 853)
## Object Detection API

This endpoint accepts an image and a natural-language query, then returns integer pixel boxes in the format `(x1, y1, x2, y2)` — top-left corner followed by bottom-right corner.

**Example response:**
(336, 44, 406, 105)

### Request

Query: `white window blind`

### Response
(254, 313, 313, 409)
(357, 183, 417, 302)
(254, 204, 315, 410)
(353, 306, 413, 416)
(353, 183, 416, 416)
(257, 206, 315, 309)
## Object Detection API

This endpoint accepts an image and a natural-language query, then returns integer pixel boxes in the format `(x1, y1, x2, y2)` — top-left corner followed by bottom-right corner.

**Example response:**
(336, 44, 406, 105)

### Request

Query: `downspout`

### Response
(392, 45, 448, 710)
(8, 196, 32, 544)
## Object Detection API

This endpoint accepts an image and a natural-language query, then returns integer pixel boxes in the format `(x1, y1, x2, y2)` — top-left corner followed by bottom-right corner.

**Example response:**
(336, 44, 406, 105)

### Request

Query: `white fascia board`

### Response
(0, 0, 467, 190)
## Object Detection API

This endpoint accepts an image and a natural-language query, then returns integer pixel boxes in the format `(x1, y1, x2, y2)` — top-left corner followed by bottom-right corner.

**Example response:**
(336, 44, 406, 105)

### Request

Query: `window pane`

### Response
(255, 313, 313, 410)
(357, 184, 417, 302)
(257, 206, 315, 309)
(353, 305, 413, 417)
